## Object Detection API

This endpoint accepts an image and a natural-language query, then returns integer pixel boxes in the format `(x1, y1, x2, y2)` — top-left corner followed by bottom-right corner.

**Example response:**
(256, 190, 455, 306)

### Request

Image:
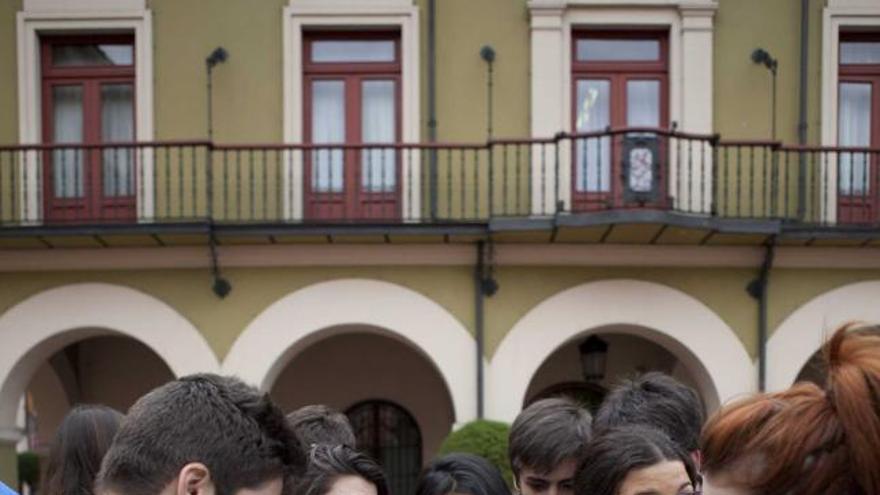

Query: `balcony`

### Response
(1, 129, 878, 245)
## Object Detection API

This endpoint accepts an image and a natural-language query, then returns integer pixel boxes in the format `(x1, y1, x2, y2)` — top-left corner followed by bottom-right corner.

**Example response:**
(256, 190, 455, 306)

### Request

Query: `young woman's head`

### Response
(297, 444, 389, 495)
(701, 324, 880, 495)
(416, 453, 509, 495)
(575, 426, 697, 495)
(43, 404, 124, 495)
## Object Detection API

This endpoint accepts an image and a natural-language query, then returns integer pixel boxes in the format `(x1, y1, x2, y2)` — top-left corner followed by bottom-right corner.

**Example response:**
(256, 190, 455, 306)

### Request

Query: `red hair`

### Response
(701, 324, 880, 495)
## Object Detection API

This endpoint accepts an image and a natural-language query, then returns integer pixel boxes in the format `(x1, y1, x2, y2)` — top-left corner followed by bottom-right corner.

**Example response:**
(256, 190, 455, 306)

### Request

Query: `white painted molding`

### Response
(3, 245, 880, 271)
(24, 0, 145, 12)
(222, 278, 479, 424)
(16, 10, 155, 223)
(282, 1, 421, 220)
(0, 283, 219, 430)
(488, 279, 753, 422)
(767, 280, 880, 391)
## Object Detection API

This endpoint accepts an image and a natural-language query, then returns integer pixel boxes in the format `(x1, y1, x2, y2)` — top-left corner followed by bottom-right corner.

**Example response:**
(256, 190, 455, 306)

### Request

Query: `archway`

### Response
(488, 279, 753, 422)
(767, 280, 880, 391)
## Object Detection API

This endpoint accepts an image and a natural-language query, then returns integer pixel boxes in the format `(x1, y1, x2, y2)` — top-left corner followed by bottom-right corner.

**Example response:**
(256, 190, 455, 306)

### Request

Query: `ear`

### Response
(175, 462, 215, 495)
(691, 449, 703, 472)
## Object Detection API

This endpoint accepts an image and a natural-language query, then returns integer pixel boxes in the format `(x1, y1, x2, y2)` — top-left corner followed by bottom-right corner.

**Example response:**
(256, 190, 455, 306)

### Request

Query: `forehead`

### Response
(520, 459, 578, 481)
(618, 461, 690, 495)
(326, 475, 378, 495)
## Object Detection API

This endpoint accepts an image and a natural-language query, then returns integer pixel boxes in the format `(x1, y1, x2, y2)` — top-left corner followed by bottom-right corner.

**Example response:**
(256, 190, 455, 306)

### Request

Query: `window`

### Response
(346, 400, 421, 495)
(303, 32, 401, 220)
(41, 35, 136, 222)
(837, 32, 880, 223)
(571, 31, 668, 211)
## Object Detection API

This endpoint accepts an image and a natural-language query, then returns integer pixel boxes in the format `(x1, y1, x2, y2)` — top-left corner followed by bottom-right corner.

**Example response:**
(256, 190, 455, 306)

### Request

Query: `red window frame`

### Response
(40, 34, 137, 223)
(837, 31, 880, 224)
(570, 30, 669, 211)
(303, 31, 402, 221)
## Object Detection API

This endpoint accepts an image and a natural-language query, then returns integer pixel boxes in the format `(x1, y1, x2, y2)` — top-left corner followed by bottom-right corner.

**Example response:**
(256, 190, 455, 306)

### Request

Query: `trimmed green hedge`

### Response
(18, 451, 40, 490)
(438, 419, 512, 486)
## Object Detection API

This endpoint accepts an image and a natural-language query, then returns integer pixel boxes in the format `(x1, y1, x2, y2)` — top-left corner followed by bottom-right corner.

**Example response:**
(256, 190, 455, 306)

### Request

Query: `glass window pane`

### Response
(575, 79, 611, 192)
(838, 82, 872, 195)
(840, 41, 880, 64)
(312, 40, 395, 63)
(627, 80, 660, 127)
(576, 39, 660, 62)
(52, 85, 85, 198)
(362, 80, 396, 192)
(53, 44, 134, 66)
(311, 80, 345, 192)
(101, 84, 135, 197)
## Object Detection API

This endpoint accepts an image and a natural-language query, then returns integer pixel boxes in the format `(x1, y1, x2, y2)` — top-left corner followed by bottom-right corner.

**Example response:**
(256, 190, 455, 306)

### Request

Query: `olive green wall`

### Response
(0, 0, 21, 145)
(713, 0, 824, 144)
(0, 444, 16, 492)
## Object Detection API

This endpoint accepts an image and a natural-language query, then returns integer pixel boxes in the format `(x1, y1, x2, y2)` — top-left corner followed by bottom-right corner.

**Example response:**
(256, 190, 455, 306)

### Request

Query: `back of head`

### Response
(43, 404, 123, 495)
(509, 397, 592, 477)
(286, 405, 356, 449)
(701, 324, 880, 495)
(97, 374, 306, 495)
(594, 372, 704, 453)
(297, 444, 388, 495)
(575, 425, 696, 495)
(416, 453, 509, 495)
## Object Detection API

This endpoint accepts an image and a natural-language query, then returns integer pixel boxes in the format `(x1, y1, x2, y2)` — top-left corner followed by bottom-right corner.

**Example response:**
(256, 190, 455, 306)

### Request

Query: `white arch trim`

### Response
(222, 278, 478, 424)
(767, 280, 880, 391)
(0, 283, 220, 430)
(488, 279, 754, 423)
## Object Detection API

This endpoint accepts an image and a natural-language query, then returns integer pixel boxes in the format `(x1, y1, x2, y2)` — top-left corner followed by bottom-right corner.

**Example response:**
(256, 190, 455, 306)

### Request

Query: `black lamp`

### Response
(579, 336, 609, 382)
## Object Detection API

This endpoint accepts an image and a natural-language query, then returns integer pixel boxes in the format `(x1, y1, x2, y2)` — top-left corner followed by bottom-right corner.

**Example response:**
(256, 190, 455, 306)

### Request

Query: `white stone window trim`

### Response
(282, 0, 421, 221)
(820, 1, 880, 225)
(16, 9, 155, 224)
(527, 0, 716, 215)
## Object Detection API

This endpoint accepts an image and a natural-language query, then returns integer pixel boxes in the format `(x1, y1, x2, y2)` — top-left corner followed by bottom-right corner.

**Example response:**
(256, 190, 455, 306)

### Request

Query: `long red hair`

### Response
(701, 324, 880, 494)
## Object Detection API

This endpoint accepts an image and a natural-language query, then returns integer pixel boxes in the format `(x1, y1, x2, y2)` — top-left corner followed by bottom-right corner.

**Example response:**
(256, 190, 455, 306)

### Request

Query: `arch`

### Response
(222, 279, 478, 424)
(767, 280, 880, 391)
(0, 283, 220, 432)
(488, 279, 754, 423)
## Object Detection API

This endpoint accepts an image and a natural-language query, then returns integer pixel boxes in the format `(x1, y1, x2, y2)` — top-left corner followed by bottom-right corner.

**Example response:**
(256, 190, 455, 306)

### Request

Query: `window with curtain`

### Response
(838, 82, 871, 195)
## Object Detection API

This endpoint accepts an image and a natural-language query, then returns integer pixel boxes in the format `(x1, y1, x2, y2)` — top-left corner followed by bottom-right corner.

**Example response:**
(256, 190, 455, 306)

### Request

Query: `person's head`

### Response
(575, 426, 697, 495)
(286, 405, 356, 450)
(296, 444, 388, 495)
(594, 372, 704, 465)
(509, 397, 592, 495)
(96, 373, 306, 495)
(701, 324, 880, 495)
(416, 453, 509, 495)
(43, 404, 123, 495)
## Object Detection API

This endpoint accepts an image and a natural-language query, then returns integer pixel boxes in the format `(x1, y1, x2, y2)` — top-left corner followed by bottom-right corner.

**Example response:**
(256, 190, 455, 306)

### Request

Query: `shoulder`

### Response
(0, 482, 18, 495)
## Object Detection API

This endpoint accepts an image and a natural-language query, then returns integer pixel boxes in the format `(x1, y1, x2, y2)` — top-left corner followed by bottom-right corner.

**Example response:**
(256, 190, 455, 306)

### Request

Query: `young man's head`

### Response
(286, 405, 357, 450)
(96, 373, 306, 495)
(508, 397, 592, 495)
(593, 372, 704, 468)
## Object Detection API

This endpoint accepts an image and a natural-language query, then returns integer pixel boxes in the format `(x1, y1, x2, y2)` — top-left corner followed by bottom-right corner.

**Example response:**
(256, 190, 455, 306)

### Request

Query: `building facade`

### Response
(2, 0, 880, 490)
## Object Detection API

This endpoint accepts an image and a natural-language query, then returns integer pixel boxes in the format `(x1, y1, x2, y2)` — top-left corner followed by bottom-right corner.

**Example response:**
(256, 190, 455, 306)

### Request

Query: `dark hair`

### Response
(594, 372, 704, 453)
(43, 404, 123, 495)
(296, 444, 389, 495)
(509, 397, 592, 479)
(416, 453, 509, 495)
(96, 373, 306, 495)
(575, 426, 697, 495)
(286, 405, 357, 449)
(701, 324, 880, 495)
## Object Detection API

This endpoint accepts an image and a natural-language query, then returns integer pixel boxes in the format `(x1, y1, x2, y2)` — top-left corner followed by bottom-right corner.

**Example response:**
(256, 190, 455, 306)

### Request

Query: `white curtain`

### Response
(575, 79, 610, 192)
(361, 80, 396, 192)
(838, 82, 871, 195)
(101, 83, 134, 196)
(52, 85, 84, 198)
(311, 80, 345, 192)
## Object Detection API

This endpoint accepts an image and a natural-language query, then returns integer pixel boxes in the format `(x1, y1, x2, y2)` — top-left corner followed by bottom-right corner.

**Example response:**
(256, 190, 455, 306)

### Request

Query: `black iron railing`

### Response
(1, 129, 878, 227)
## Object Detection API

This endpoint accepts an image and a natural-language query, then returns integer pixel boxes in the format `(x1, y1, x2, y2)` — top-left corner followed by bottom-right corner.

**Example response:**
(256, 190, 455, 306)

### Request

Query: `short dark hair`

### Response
(96, 374, 306, 495)
(44, 404, 123, 495)
(508, 397, 592, 479)
(593, 372, 704, 452)
(286, 405, 357, 449)
(575, 426, 697, 495)
(416, 453, 509, 495)
(296, 444, 389, 495)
